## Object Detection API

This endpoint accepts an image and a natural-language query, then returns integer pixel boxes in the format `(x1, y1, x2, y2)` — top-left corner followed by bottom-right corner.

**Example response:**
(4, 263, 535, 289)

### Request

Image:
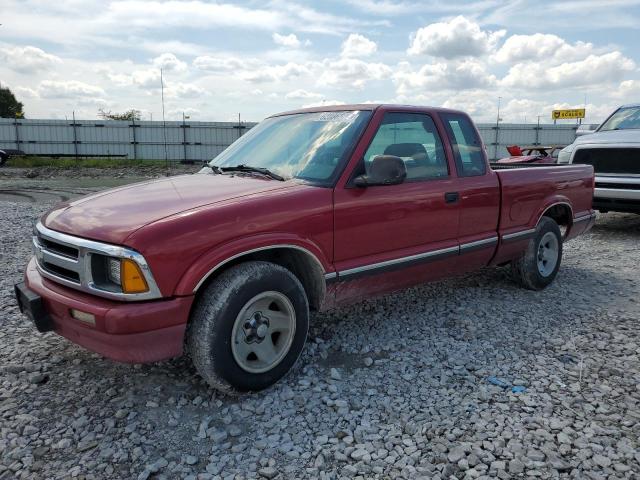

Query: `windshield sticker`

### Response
(314, 111, 360, 122)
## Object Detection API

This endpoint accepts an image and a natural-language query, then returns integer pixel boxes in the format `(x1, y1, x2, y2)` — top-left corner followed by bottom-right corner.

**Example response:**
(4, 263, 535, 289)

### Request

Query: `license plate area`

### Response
(14, 282, 54, 332)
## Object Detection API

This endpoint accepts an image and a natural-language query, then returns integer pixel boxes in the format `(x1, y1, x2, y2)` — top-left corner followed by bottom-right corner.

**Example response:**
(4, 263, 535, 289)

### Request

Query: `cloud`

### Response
(273, 33, 301, 48)
(152, 52, 187, 72)
(611, 79, 640, 99)
(38, 80, 106, 99)
(102, 0, 387, 35)
(341, 34, 377, 58)
(408, 15, 505, 58)
(131, 69, 161, 88)
(394, 60, 497, 95)
(318, 58, 392, 89)
(501, 52, 636, 89)
(166, 82, 207, 98)
(0, 45, 62, 73)
(493, 33, 594, 64)
(285, 89, 323, 100)
(13, 86, 40, 99)
(345, 0, 418, 15)
(192, 56, 250, 72)
(241, 62, 310, 83)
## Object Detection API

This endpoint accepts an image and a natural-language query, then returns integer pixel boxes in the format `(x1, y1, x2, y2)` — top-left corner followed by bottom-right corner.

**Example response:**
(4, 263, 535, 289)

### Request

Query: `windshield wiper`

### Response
(219, 164, 285, 181)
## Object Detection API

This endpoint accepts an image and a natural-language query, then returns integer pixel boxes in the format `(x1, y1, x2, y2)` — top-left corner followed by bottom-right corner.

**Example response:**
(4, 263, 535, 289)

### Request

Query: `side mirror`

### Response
(354, 155, 407, 187)
(575, 124, 598, 137)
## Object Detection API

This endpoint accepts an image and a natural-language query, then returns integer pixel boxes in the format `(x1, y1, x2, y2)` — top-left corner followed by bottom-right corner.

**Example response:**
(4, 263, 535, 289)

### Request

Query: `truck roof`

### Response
(270, 104, 468, 118)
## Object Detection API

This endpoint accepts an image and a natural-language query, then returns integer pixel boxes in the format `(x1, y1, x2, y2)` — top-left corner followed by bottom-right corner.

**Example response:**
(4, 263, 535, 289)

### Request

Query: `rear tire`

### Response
(187, 261, 309, 394)
(0, 152, 7, 167)
(511, 217, 563, 290)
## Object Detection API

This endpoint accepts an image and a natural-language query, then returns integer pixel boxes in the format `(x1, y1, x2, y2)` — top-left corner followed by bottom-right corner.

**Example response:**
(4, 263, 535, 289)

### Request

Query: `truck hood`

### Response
(43, 172, 295, 244)
(574, 129, 640, 146)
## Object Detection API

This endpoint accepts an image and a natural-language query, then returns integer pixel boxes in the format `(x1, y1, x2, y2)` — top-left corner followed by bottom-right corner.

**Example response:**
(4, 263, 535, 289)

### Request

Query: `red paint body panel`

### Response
(24, 104, 595, 364)
(125, 183, 334, 297)
(24, 258, 191, 362)
(44, 174, 295, 244)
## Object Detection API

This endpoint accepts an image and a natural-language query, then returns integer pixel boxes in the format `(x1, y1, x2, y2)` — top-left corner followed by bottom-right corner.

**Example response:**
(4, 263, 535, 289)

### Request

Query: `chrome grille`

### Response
(33, 232, 83, 285)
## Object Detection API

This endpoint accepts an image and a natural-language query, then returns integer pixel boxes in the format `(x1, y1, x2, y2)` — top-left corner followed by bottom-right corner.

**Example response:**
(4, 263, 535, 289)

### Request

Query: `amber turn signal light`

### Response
(121, 259, 149, 293)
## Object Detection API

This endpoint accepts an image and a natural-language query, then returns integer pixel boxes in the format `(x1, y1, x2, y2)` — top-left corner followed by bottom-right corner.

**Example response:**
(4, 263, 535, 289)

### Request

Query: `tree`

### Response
(0, 87, 25, 118)
(98, 108, 142, 121)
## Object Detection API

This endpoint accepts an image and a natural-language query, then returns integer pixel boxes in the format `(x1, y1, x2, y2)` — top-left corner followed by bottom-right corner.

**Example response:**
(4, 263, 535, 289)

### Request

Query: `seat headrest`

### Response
(384, 143, 427, 157)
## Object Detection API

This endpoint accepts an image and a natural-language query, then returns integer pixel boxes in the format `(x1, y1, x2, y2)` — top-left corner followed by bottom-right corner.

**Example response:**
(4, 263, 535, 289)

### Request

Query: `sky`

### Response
(1, 0, 640, 124)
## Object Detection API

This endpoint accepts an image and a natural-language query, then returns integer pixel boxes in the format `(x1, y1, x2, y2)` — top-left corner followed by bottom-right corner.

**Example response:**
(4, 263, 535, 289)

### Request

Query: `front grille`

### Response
(38, 235, 79, 259)
(574, 148, 640, 174)
(41, 261, 81, 283)
(595, 181, 640, 190)
(33, 232, 83, 286)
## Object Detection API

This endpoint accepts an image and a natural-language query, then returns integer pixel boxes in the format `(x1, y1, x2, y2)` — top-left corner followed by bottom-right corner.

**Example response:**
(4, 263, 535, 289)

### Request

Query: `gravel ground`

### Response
(1, 199, 639, 480)
(0, 164, 201, 180)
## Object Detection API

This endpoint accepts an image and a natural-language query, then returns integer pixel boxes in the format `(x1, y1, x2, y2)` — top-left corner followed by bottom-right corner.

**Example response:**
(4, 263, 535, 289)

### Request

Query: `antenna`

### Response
(160, 68, 169, 176)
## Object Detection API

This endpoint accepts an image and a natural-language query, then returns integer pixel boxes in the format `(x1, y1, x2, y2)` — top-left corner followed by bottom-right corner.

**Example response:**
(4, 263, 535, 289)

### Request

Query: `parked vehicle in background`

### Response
(497, 145, 565, 165)
(558, 104, 640, 213)
(15, 104, 595, 393)
(0, 148, 25, 166)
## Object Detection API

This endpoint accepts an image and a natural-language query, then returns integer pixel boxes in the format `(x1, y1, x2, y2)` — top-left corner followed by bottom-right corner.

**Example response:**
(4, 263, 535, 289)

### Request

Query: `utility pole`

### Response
(494, 97, 501, 161)
(160, 68, 169, 175)
(182, 111, 188, 162)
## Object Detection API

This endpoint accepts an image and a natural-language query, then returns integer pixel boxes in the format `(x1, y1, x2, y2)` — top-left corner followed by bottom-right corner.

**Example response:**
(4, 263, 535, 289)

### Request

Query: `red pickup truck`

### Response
(15, 105, 595, 393)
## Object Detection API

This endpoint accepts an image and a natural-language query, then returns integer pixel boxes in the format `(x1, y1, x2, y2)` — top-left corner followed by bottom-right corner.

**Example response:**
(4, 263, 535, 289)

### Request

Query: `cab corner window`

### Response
(441, 113, 486, 177)
(361, 112, 449, 182)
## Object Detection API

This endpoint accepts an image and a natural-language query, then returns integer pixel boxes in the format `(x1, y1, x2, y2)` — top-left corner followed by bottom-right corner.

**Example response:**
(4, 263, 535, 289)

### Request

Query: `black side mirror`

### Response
(354, 155, 407, 187)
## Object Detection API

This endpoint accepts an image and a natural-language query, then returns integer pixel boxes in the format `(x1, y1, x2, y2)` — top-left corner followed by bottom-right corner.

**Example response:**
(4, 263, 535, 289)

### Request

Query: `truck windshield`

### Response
(599, 106, 640, 131)
(210, 110, 371, 183)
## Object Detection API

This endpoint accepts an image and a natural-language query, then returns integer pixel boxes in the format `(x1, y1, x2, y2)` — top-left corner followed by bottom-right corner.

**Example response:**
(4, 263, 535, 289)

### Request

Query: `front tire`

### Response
(511, 217, 563, 290)
(187, 261, 309, 393)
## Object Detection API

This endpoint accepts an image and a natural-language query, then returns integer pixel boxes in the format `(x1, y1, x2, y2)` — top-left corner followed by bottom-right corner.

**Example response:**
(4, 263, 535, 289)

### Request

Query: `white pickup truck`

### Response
(558, 104, 640, 214)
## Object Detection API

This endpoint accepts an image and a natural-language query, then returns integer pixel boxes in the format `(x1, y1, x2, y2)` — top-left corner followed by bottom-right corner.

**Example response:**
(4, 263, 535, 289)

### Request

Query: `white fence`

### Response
(0, 118, 578, 162)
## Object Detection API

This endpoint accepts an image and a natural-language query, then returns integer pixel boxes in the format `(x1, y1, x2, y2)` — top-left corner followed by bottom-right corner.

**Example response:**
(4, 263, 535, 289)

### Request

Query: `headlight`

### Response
(92, 255, 149, 294)
(107, 257, 121, 284)
(557, 145, 574, 164)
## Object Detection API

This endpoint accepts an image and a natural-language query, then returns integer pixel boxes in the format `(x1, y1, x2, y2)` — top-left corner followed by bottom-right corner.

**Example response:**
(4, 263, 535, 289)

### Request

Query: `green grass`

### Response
(6, 156, 171, 168)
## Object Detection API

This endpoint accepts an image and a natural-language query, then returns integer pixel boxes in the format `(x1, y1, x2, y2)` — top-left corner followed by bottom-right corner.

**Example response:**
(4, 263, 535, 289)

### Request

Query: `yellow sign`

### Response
(552, 109, 585, 120)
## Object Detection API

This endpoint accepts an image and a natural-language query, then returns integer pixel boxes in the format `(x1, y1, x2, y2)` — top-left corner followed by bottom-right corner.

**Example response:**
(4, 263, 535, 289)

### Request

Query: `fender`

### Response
(529, 196, 573, 228)
(173, 232, 333, 296)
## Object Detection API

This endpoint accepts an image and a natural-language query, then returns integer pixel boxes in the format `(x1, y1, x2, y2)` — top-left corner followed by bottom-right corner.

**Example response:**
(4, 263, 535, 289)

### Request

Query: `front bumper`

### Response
(593, 176, 640, 213)
(19, 257, 194, 363)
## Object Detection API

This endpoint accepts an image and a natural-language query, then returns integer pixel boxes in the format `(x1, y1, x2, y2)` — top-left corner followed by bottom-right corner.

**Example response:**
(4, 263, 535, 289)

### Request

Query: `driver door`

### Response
(332, 111, 460, 304)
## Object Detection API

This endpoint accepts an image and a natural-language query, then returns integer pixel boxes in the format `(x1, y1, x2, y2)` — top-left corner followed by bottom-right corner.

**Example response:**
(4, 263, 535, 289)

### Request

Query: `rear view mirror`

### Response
(354, 155, 407, 187)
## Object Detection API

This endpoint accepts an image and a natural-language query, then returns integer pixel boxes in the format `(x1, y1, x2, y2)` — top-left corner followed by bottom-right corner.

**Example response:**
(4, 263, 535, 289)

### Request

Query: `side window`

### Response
(441, 113, 486, 177)
(362, 112, 448, 181)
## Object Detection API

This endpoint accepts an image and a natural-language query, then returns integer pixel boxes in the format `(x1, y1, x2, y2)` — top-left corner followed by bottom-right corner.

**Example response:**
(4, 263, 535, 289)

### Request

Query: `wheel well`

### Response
(195, 248, 326, 311)
(541, 203, 572, 235)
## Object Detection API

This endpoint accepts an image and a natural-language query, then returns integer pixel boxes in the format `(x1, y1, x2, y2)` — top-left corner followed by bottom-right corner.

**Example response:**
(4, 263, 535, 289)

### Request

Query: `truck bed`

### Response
(494, 163, 594, 233)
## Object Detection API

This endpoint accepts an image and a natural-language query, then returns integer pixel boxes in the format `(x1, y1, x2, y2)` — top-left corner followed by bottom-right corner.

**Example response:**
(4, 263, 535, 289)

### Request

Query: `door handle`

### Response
(444, 192, 459, 204)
